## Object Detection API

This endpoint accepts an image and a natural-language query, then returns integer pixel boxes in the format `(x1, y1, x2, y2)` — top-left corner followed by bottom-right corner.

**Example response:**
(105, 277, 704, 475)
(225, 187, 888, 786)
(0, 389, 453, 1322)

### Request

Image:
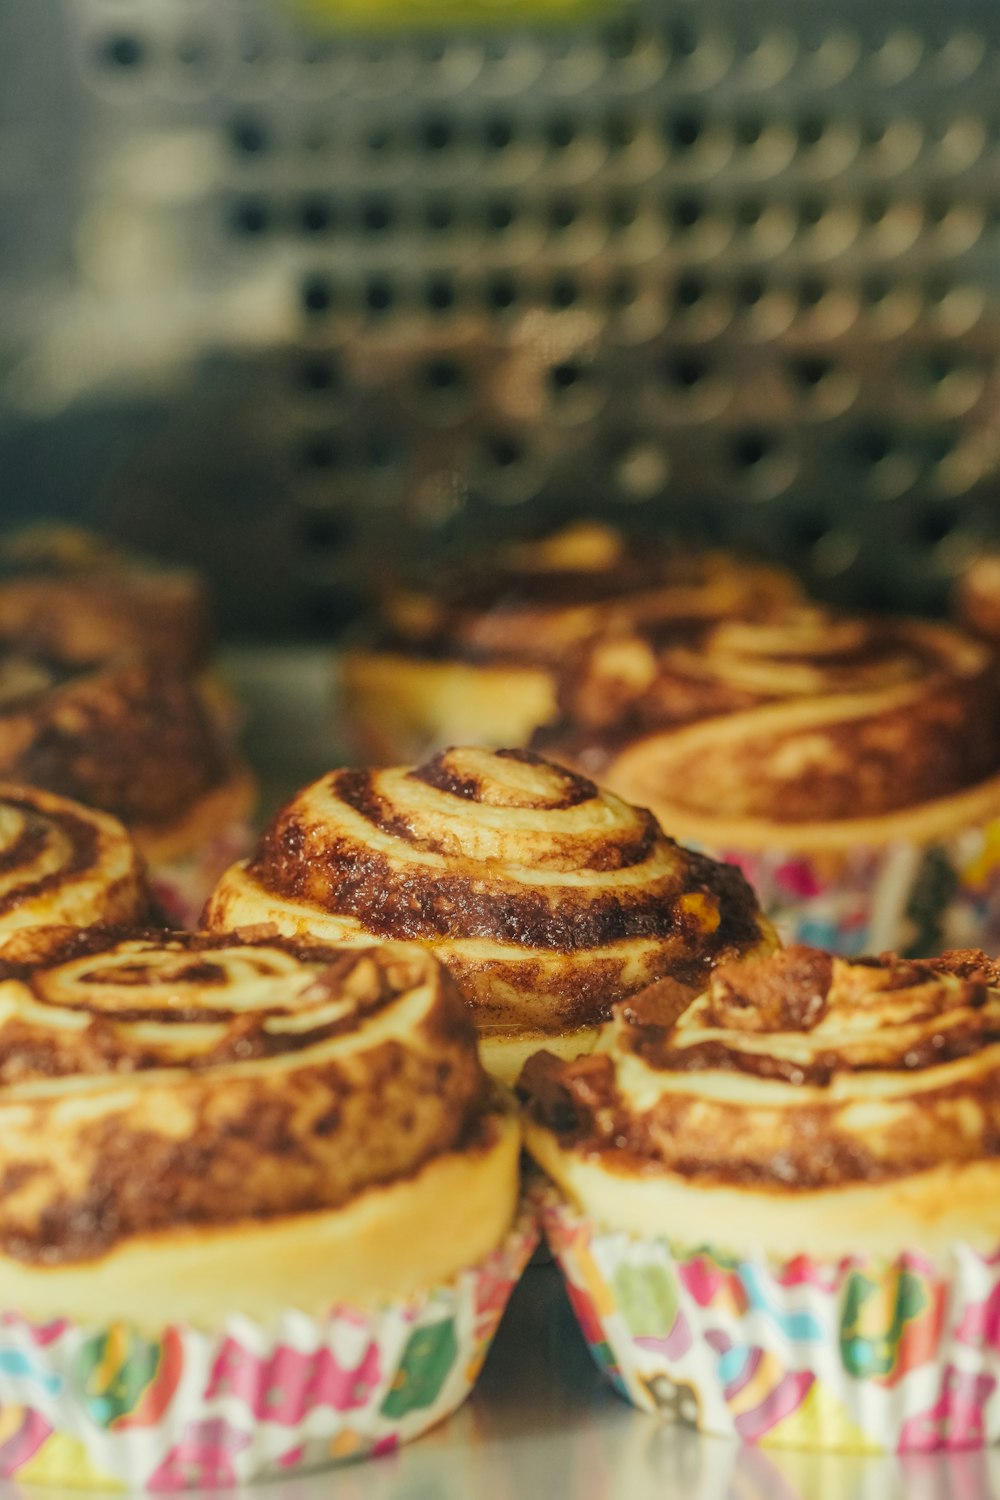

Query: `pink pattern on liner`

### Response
(678, 1256, 748, 1313)
(206, 1338, 382, 1422)
(774, 1257, 840, 1292)
(146, 1418, 251, 1491)
(897, 1367, 997, 1451)
(956, 1284, 1000, 1353)
(0, 1410, 52, 1477)
(0, 1314, 70, 1348)
(774, 860, 823, 899)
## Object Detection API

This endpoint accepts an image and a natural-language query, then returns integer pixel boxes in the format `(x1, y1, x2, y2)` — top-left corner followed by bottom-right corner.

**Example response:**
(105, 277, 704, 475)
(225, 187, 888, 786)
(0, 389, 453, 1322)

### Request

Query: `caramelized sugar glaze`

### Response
(522, 947, 1000, 1255)
(341, 523, 800, 760)
(0, 651, 253, 861)
(537, 605, 1000, 843)
(0, 525, 210, 672)
(206, 747, 775, 1072)
(0, 930, 487, 1264)
(377, 524, 800, 670)
(524, 947, 1000, 1188)
(0, 784, 147, 938)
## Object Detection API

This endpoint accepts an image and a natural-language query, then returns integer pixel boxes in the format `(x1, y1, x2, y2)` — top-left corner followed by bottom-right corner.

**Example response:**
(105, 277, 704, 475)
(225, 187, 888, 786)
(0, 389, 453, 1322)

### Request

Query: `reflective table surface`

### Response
(4, 1267, 998, 1500)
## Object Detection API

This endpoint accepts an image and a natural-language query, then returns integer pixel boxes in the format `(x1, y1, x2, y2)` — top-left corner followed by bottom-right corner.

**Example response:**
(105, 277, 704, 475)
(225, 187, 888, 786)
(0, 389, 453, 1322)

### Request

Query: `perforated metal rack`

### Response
(3, 1, 1000, 629)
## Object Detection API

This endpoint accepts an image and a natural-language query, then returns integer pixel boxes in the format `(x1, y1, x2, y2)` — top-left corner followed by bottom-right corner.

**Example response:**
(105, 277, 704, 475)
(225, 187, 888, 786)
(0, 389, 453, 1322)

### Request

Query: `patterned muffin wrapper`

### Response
(538, 1187, 1000, 1453)
(0, 1207, 538, 1490)
(706, 814, 1000, 958)
(149, 822, 255, 931)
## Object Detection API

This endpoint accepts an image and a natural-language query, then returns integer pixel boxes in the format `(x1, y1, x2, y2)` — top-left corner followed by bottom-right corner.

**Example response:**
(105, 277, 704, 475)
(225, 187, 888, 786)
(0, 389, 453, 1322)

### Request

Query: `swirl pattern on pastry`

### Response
(521, 946, 1000, 1254)
(205, 747, 775, 1075)
(538, 605, 1000, 839)
(379, 522, 802, 669)
(0, 785, 148, 940)
(524, 948, 1000, 1254)
(0, 651, 254, 861)
(0, 927, 489, 1264)
(342, 524, 801, 761)
(0, 525, 209, 671)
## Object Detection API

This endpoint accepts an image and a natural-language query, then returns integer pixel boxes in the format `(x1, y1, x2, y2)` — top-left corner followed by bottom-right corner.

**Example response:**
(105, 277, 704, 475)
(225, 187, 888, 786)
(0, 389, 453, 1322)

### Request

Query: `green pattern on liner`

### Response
(612, 1262, 679, 1339)
(840, 1270, 928, 1379)
(380, 1319, 458, 1419)
(903, 846, 959, 958)
(77, 1329, 161, 1429)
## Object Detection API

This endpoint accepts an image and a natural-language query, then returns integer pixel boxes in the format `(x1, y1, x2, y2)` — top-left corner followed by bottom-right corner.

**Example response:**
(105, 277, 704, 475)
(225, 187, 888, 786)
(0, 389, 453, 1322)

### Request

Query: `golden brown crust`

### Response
(955, 553, 1000, 646)
(927, 947, 1000, 985)
(0, 784, 149, 939)
(0, 1109, 522, 1326)
(0, 930, 486, 1264)
(346, 524, 800, 760)
(0, 526, 210, 672)
(539, 606, 1000, 825)
(0, 652, 254, 853)
(521, 946, 1000, 1193)
(376, 522, 801, 670)
(205, 745, 776, 1045)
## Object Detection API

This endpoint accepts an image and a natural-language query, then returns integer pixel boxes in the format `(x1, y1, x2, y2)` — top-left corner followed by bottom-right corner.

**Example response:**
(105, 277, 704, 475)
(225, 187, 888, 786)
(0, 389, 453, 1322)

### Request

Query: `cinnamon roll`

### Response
(0, 648, 255, 919)
(341, 521, 801, 761)
(955, 550, 1000, 675)
(0, 524, 210, 672)
(523, 946, 1000, 1450)
(0, 927, 518, 1326)
(522, 944, 1000, 1256)
(538, 605, 1000, 954)
(0, 784, 148, 941)
(205, 746, 777, 1082)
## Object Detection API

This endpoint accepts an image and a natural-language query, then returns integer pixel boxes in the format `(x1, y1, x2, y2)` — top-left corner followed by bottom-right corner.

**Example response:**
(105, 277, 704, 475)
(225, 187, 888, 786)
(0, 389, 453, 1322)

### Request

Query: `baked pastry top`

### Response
(522, 945, 1000, 1256)
(342, 522, 801, 762)
(0, 929, 487, 1259)
(0, 649, 254, 861)
(956, 551, 1000, 647)
(0, 928, 517, 1322)
(537, 604, 1000, 843)
(374, 521, 800, 670)
(0, 525, 210, 672)
(205, 746, 776, 1079)
(0, 783, 148, 940)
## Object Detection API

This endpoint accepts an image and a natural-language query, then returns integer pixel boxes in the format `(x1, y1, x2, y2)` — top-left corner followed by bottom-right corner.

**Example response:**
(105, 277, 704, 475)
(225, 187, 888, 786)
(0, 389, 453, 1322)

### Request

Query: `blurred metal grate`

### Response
(4, 1, 1000, 628)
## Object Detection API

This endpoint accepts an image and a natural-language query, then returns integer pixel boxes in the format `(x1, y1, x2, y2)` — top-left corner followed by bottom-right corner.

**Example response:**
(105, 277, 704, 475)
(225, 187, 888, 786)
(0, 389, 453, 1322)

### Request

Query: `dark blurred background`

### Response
(3, 0, 1000, 639)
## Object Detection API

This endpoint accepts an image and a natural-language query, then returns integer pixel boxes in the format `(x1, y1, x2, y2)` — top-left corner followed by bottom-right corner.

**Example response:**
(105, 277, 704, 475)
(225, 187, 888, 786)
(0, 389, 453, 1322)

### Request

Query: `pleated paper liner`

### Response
(0, 1207, 538, 1490)
(595, 758, 1000, 957)
(148, 821, 254, 931)
(537, 1187, 1000, 1453)
(714, 819, 1000, 958)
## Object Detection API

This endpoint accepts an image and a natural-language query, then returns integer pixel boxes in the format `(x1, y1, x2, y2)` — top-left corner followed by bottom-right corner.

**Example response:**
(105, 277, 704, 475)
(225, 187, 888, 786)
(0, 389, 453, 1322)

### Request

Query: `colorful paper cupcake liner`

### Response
(538, 1187, 1000, 1453)
(709, 816, 1000, 958)
(149, 822, 254, 930)
(0, 1207, 538, 1490)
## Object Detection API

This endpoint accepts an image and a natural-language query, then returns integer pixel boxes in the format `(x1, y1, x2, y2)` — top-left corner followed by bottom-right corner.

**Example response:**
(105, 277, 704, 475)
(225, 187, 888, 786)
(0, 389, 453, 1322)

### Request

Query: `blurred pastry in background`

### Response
(204, 744, 777, 1083)
(955, 550, 1000, 647)
(0, 524, 211, 673)
(0, 782, 149, 941)
(536, 604, 1000, 956)
(0, 648, 255, 926)
(340, 521, 802, 763)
